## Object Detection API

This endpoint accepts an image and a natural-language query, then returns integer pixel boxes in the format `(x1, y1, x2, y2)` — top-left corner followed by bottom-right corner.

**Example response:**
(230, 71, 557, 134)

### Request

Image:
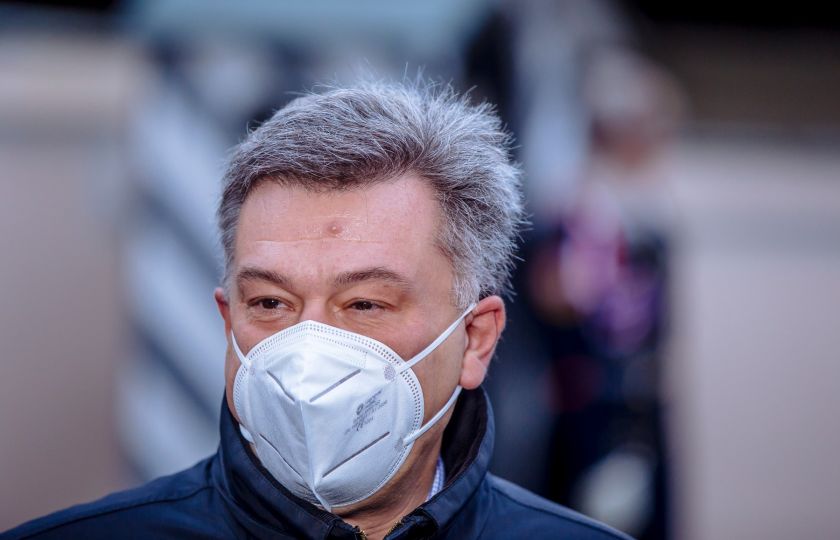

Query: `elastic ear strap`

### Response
(403, 385, 462, 446)
(400, 303, 477, 374)
(230, 330, 250, 367)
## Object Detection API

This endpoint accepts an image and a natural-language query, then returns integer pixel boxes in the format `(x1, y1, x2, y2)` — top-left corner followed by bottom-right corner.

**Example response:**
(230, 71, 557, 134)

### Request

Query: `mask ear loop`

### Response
(230, 330, 257, 444)
(230, 330, 251, 367)
(397, 303, 477, 375)
(402, 386, 462, 446)
(398, 303, 476, 446)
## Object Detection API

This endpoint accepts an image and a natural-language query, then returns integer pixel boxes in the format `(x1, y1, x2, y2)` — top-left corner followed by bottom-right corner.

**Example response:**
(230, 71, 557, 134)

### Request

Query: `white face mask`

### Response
(230, 304, 475, 512)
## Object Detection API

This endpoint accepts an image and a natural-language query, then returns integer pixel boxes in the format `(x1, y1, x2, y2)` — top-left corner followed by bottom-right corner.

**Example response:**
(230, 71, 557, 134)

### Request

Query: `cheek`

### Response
(224, 345, 243, 421)
(225, 347, 241, 383)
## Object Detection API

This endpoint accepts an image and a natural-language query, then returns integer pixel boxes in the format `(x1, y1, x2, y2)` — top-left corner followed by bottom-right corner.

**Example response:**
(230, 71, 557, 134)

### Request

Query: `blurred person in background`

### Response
(527, 48, 681, 539)
(465, 2, 681, 536)
(2, 80, 634, 540)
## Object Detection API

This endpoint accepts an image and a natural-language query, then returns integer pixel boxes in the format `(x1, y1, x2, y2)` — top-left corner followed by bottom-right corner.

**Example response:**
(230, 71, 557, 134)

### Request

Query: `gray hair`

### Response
(218, 79, 525, 308)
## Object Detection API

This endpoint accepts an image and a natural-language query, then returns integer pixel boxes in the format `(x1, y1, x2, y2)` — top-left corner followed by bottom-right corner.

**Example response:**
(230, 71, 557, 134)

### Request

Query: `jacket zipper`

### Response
(353, 518, 402, 540)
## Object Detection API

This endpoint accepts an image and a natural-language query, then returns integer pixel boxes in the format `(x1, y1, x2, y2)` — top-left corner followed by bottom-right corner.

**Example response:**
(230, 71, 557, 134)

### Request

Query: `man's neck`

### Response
(335, 441, 441, 540)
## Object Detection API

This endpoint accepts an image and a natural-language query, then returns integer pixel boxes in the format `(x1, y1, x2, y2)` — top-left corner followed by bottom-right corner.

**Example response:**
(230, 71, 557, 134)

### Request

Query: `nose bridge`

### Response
(297, 300, 333, 326)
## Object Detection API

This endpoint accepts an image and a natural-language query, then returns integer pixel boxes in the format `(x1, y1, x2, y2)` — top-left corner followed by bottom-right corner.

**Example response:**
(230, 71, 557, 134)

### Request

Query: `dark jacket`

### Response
(3, 389, 633, 539)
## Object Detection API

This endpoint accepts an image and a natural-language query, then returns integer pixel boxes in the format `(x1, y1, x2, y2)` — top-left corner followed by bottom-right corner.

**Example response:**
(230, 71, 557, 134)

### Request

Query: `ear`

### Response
(214, 287, 233, 336)
(459, 295, 506, 390)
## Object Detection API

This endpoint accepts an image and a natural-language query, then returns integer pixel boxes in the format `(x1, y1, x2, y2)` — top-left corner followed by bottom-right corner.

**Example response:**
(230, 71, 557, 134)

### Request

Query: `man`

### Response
(4, 81, 632, 539)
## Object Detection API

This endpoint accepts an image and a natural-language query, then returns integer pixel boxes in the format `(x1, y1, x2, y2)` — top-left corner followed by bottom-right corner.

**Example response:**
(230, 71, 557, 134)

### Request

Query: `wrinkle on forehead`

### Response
(238, 174, 441, 257)
(252, 238, 389, 247)
(254, 214, 386, 243)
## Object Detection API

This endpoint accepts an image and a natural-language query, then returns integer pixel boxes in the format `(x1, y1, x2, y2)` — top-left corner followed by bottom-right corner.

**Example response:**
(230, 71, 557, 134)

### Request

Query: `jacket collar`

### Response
(212, 388, 495, 539)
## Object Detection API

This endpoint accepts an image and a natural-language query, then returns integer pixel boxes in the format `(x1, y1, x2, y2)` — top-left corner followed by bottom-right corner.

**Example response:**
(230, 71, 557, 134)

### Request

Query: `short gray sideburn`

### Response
(217, 80, 526, 308)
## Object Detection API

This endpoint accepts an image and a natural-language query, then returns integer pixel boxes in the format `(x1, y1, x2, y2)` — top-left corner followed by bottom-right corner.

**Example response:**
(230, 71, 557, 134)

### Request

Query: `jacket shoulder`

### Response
(2, 457, 230, 539)
(482, 474, 635, 540)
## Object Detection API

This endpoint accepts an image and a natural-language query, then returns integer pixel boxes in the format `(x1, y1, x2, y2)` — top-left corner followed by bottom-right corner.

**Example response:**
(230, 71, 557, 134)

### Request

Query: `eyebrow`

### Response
(333, 266, 413, 290)
(236, 266, 289, 294)
(235, 265, 412, 293)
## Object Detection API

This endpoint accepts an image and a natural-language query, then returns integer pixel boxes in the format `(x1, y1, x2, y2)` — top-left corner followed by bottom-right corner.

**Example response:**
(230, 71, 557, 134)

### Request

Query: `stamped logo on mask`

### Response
(349, 390, 388, 433)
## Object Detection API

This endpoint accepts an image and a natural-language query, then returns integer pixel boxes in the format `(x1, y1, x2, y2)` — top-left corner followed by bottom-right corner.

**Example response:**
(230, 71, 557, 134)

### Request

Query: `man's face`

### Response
(217, 173, 469, 429)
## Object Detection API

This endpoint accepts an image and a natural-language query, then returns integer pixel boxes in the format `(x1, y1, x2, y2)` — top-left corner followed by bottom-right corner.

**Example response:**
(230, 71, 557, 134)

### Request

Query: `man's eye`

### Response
(351, 300, 377, 311)
(257, 298, 281, 310)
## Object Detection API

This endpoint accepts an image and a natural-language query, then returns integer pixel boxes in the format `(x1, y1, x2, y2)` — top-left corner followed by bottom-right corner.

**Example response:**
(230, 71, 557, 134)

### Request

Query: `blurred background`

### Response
(1, 1, 839, 538)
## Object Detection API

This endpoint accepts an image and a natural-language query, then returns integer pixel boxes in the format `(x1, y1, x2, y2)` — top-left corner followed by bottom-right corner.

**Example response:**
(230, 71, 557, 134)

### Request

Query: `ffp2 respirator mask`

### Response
(231, 304, 474, 511)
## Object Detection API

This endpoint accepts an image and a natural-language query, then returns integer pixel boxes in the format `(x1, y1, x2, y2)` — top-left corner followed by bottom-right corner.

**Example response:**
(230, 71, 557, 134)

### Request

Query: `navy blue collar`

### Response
(211, 388, 495, 539)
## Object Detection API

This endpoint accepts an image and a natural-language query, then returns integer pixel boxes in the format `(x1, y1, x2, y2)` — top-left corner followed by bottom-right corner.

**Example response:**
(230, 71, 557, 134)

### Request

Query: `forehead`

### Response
(233, 173, 447, 283)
